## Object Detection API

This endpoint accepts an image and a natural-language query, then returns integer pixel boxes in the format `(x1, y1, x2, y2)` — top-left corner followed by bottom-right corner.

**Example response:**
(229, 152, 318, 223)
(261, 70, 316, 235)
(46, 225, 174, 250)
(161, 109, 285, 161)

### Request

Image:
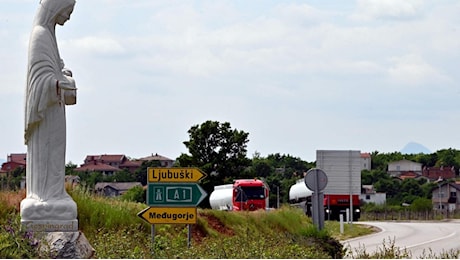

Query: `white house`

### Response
(432, 182, 460, 212)
(387, 159, 422, 177)
(360, 185, 386, 205)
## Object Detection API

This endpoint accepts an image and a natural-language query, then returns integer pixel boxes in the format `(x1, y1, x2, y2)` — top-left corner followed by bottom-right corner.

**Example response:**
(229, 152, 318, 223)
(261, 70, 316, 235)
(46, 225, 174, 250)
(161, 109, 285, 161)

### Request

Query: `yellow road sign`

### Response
(148, 167, 207, 183)
(137, 207, 197, 224)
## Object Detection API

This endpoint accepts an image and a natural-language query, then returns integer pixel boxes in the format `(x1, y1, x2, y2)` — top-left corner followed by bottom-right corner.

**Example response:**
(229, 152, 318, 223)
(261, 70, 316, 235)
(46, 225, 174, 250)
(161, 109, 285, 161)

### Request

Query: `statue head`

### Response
(35, 0, 76, 27)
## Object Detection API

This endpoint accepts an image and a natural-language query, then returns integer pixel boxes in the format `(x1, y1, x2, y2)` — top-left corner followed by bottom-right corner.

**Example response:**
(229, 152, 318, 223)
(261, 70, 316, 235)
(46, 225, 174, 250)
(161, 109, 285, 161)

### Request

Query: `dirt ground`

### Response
(193, 212, 234, 242)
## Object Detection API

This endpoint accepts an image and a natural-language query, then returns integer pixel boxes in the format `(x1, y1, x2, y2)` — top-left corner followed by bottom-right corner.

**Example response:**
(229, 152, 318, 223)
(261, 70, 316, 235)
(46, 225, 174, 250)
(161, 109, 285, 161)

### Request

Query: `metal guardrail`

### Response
(360, 210, 460, 221)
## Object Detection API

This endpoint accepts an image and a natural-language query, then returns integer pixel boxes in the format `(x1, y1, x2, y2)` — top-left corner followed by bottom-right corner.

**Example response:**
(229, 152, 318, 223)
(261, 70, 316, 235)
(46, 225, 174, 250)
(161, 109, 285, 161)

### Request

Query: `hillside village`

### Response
(0, 152, 173, 195)
(1, 151, 459, 213)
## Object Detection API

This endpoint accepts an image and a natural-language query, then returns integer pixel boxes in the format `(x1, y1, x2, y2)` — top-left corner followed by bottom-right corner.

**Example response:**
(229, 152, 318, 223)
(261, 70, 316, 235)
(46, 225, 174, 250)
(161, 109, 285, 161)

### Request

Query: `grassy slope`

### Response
(0, 188, 373, 258)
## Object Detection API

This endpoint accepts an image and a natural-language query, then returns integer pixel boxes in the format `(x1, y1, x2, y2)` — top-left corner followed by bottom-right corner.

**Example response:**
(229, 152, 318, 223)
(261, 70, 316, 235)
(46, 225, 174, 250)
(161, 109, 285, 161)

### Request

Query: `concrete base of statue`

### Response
(38, 231, 95, 259)
(20, 197, 78, 231)
(22, 219, 78, 232)
(20, 198, 94, 258)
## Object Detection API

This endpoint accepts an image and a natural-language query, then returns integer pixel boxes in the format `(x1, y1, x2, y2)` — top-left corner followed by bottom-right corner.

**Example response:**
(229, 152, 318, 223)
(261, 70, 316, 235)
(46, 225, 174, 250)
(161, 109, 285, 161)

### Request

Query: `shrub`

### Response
(121, 186, 146, 203)
(0, 214, 39, 258)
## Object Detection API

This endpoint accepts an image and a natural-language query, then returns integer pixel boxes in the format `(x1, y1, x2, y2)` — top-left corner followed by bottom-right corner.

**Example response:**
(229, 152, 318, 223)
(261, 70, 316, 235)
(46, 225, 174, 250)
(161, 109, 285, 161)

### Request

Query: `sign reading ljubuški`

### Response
(148, 167, 206, 183)
(138, 167, 207, 225)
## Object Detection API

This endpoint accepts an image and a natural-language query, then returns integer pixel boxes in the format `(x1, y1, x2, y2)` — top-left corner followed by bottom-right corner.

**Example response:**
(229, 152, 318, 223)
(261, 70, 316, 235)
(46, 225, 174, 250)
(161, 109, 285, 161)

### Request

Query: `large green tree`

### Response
(177, 120, 251, 207)
(248, 152, 314, 207)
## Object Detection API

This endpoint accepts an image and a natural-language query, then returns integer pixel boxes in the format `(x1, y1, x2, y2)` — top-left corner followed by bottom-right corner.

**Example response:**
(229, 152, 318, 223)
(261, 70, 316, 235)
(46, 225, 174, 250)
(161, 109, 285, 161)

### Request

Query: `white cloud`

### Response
(277, 3, 323, 25)
(2, 1, 460, 163)
(352, 0, 423, 21)
(63, 36, 125, 56)
(387, 54, 449, 86)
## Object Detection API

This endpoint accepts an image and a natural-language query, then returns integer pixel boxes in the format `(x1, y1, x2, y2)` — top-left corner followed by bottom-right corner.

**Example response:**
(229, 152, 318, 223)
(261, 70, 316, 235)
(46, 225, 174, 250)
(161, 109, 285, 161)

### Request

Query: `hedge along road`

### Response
(342, 220, 460, 258)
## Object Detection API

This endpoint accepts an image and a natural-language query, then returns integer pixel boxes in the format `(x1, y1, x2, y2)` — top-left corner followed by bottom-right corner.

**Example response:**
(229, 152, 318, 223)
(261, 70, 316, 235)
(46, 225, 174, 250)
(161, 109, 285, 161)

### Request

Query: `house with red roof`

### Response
(1, 153, 27, 175)
(76, 154, 143, 174)
(422, 166, 456, 181)
(361, 152, 372, 171)
(74, 161, 122, 176)
(75, 153, 174, 175)
(137, 153, 174, 167)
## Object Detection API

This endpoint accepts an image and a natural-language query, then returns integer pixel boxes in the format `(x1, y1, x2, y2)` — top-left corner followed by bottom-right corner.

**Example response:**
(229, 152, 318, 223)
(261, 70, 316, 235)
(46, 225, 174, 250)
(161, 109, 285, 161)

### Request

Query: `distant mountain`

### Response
(400, 142, 431, 154)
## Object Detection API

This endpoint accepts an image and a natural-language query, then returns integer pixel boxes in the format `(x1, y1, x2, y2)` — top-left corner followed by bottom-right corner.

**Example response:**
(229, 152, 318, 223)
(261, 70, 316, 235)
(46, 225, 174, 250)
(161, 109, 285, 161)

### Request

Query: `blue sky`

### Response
(1, 0, 459, 164)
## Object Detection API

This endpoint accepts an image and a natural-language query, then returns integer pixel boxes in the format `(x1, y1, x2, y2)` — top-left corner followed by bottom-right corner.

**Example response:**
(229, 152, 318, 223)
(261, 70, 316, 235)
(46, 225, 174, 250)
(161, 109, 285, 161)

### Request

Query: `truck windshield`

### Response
(236, 186, 265, 201)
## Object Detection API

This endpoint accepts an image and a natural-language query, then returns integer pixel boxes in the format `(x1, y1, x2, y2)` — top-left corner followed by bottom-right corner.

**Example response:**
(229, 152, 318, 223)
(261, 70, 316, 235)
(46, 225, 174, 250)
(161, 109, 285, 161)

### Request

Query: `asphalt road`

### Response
(341, 220, 460, 258)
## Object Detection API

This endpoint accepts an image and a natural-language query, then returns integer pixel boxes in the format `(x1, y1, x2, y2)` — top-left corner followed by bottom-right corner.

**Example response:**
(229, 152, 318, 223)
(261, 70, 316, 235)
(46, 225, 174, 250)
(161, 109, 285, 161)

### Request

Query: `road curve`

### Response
(341, 220, 460, 258)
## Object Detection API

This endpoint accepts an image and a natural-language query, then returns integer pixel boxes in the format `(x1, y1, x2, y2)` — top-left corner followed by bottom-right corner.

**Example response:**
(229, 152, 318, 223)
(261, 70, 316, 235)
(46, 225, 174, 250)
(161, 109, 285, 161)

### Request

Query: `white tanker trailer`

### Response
(209, 184, 234, 210)
(288, 179, 313, 215)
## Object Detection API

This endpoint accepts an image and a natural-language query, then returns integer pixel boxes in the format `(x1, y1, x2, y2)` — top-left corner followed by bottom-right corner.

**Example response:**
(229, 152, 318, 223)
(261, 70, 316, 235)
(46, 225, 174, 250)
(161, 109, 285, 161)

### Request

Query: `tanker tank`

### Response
(289, 179, 313, 215)
(289, 179, 313, 203)
(209, 184, 233, 210)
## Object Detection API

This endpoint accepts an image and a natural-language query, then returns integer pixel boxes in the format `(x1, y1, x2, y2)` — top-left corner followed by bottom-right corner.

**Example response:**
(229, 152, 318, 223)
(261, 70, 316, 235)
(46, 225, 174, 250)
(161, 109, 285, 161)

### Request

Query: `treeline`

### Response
(5, 119, 460, 210)
(11, 148, 460, 209)
(363, 149, 460, 206)
(64, 152, 313, 208)
(63, 147, 460, 210)
(65, 160, 160, 188)
(0, 167, 24, 190)
(371, 148, 460, 172)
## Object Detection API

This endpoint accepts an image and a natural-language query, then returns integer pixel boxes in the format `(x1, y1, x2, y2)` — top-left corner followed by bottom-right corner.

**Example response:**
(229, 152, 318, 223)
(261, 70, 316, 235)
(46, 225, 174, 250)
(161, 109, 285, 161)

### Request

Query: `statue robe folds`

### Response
(21, 0, 77, 224)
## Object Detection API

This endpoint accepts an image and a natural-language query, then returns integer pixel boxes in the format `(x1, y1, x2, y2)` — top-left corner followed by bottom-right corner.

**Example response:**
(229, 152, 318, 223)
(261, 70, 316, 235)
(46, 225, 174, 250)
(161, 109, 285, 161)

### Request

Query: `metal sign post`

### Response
(304, 168, 328, 230)
(188, 224, 192, 248)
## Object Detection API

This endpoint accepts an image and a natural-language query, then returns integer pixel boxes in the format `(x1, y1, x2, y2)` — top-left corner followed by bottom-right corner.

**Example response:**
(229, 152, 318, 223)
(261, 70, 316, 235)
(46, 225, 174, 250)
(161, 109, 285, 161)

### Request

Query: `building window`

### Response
(451, 191, 457, 198)
(365, 195, 370, 200)
(436, 192, 445, 198)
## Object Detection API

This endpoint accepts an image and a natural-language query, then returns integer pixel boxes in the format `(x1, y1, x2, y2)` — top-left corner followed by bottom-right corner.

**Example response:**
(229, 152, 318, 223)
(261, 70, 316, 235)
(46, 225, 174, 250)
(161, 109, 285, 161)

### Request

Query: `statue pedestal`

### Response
(20, 200, 94, 258)
(20, 197, 78, 226)
(21, 220, 78, 232)
(38, 231, 95, 259)
(21, 197, 79, 232)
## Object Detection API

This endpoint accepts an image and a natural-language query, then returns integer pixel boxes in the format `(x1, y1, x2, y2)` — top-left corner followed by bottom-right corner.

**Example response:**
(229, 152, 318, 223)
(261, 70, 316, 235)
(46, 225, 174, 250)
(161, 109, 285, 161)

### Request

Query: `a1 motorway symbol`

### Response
(147, 183, 207, 207)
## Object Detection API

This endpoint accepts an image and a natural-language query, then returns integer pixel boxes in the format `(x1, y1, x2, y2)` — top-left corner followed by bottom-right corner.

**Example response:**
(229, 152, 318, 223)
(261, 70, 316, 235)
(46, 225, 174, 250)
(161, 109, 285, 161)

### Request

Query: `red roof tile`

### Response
(138, 153, 173, 161)
(8, 153, 27, 164)
(75, 162, 121, 172)
(360, 152, 371, 158)
(84, 154, 127, 163)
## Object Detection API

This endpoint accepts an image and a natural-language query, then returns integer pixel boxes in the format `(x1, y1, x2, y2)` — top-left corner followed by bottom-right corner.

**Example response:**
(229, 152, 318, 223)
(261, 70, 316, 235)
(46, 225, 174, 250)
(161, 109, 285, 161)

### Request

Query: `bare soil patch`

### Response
(192, 212, 235, 242)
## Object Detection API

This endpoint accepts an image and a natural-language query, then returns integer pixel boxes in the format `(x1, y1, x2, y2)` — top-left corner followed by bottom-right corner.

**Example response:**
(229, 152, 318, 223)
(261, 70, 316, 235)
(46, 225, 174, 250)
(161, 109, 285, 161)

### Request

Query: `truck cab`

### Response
(209, 179, 269, 211)
(233, 179, 268, 211)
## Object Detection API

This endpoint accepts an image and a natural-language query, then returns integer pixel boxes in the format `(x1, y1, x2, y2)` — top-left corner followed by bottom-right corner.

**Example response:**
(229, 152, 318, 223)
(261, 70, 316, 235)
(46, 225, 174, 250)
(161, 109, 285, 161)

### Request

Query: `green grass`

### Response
(71, 186, 149, 233)
(326, 220, 376, 241)
(3, 188, 459, 258)
(0, 188, 369, 258)
(0, 191, 38, 258)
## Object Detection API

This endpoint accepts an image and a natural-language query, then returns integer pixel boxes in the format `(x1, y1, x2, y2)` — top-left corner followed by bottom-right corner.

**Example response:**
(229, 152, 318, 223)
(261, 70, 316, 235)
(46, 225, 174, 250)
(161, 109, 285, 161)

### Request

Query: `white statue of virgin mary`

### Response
(21, 0, 78, 227)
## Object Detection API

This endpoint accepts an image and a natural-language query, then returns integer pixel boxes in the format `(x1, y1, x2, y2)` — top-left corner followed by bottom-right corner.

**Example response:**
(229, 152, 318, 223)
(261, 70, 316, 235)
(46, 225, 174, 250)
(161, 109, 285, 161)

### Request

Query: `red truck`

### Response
(324, 194, 361, 221)
(209, 179, 269, 211)
(289, 150, 364, 221)
(289, 181, 361, 220)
